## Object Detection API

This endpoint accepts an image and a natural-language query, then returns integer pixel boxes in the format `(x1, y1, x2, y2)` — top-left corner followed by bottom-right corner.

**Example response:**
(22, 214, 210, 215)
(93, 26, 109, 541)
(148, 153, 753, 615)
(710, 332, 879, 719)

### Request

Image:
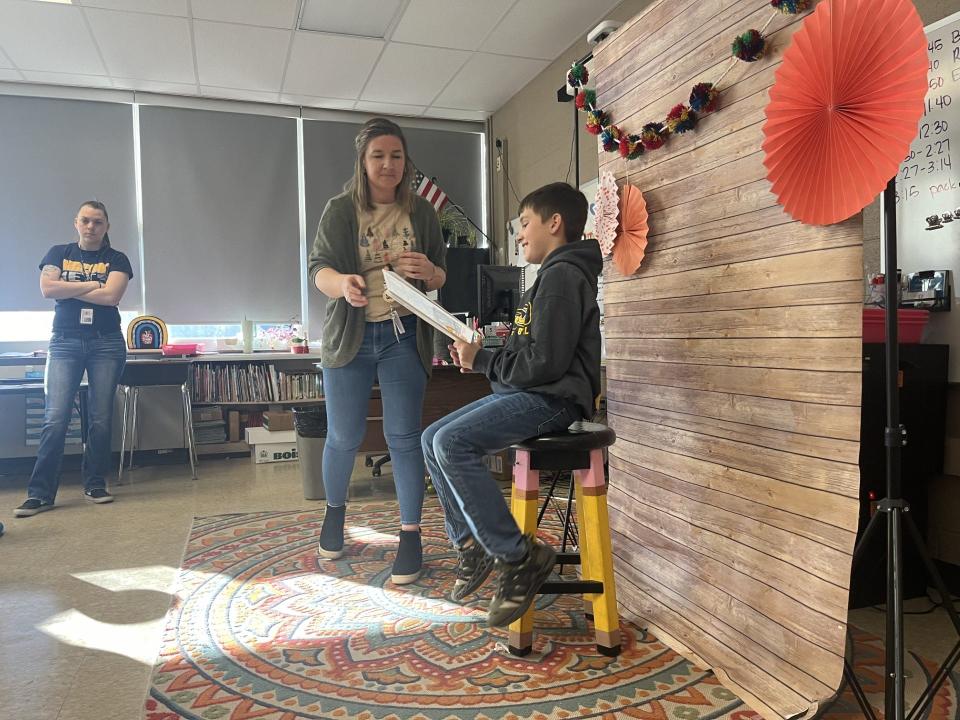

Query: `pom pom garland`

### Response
(585, 109, 607, 135)
(575, 89, 597, 110)
(732, 29, 766, 62)
(771, 0, 809, 13)
(639, 122, 668, 150)
(665, 104, 697, 134)
(689, 82, 720, 113)
(567, 63, 589, 88)
(600, 125, 622, 152)
(619, 134, 644, 160)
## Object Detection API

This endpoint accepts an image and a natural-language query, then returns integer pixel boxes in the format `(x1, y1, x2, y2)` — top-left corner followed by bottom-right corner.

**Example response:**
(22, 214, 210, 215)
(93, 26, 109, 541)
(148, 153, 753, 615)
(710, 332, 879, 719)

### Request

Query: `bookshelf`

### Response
(191, 360, 323, 404)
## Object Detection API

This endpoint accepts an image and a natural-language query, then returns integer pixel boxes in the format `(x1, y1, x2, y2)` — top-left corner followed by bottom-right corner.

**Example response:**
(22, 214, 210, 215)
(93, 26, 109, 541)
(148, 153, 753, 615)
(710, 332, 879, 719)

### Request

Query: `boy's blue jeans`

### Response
(422, 390, 576, 562)
(321, 315, 427, 525)
(28, 331, 127, 503)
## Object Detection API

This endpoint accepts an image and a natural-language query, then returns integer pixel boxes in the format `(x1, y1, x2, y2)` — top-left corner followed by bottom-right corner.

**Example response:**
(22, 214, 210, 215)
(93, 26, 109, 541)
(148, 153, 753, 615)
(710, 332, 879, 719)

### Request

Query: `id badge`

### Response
(79, 308, 94, 325)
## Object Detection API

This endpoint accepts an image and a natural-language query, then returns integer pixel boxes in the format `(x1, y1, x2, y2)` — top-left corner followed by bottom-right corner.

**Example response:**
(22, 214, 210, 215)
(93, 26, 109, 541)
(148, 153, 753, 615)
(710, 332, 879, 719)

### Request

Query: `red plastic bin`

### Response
(862, 308, 929, 344)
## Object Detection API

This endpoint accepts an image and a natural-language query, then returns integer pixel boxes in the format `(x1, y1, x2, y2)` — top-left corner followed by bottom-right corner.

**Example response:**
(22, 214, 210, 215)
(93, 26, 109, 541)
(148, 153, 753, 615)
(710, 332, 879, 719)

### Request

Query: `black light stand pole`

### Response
(840, 179, 960, 720)
(557, 50, 593, 190)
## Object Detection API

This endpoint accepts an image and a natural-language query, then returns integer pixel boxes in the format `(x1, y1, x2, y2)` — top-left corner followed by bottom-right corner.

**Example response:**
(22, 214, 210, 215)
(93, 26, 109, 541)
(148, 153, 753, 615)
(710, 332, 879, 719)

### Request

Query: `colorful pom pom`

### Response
(567, 63, 589, 88)
(689, 82, 720, 113)
(771, 0, 809, 13)
(575, 89, 597, 110)
(600, 125, 622, 152)
(666, 104, 697, 134)
(732, 29, 766, 62)
(640, 122, 669, 150)
(585, 109, 607, 135)
(619, 134, 643, 160)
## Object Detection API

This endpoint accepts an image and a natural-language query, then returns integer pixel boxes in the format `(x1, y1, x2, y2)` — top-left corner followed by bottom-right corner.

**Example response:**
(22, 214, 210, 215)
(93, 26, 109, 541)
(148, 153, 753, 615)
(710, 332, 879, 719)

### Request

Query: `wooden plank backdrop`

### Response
(592, 1, 863, 717)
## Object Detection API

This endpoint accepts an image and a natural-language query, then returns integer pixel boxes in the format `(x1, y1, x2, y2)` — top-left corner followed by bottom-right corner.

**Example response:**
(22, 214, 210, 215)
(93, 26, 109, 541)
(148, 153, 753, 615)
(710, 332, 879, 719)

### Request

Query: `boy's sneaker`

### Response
(450, 540, 494, 601)
(14, 498, 54, 517)
(487, 536, 556, 627)
(84, 489, 114, 504)
(391, 529, 422, 585)
(318, 504, 346, 559)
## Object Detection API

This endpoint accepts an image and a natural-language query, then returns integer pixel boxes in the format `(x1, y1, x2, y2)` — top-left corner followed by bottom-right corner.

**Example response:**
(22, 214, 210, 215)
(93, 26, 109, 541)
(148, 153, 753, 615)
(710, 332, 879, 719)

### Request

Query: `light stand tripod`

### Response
(841, 178, 960, 720)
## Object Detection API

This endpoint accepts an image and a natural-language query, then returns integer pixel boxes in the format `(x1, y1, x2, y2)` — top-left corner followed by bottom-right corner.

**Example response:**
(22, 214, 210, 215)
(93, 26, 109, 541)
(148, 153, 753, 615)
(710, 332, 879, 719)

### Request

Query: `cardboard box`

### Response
(244, 427, 298, 464)
(228, 410, 240, 442)
(263, 411, 294, 432)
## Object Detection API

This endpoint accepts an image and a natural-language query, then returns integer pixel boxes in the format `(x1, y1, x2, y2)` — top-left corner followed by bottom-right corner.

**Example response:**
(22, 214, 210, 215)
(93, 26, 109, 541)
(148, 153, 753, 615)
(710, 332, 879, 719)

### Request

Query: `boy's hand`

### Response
(387, 251, 435, 281)
(453, 339, 482, 371)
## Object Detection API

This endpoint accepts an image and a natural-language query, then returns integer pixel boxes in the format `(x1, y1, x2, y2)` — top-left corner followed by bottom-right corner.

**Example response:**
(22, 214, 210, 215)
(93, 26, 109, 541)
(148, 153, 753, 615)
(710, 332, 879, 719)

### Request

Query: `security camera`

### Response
(587, 20, 622, 46)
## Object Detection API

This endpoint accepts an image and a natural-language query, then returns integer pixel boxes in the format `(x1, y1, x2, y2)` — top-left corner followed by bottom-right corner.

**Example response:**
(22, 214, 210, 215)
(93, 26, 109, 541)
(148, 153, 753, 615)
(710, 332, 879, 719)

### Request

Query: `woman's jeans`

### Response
(27, 331, 127, 503)
(321, 315, 427, 525)
(422, 391, 575, 563)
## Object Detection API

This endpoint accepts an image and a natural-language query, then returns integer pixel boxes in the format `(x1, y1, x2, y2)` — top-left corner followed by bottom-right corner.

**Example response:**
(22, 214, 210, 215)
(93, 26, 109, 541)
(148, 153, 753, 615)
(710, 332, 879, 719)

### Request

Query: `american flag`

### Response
(412, 170, 448, 213)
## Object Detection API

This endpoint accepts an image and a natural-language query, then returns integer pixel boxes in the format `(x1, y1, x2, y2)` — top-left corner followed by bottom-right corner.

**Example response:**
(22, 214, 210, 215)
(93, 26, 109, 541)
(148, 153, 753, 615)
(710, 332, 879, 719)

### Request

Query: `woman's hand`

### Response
(387, 251, 436, 282)
(340, 274, 368, 307)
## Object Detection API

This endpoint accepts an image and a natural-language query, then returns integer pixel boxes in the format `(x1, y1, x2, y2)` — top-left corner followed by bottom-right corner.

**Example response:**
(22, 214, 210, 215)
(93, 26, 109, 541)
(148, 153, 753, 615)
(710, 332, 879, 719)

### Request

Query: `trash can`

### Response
(293, 406, 327, 500)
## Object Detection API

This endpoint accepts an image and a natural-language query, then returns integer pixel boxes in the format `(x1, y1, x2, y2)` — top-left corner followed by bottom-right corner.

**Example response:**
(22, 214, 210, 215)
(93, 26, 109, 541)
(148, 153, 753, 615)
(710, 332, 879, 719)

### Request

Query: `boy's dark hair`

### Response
(518, 182, 588, 244)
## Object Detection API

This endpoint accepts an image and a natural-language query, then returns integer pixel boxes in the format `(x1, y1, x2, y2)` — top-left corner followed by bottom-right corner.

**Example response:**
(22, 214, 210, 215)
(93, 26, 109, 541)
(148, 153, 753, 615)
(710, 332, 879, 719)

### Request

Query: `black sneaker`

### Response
(487, 536, 556, 627)
(391, 529, 422, 585)
(14, 498, 54, 517)
(84, 488, 114, 504)
(450, 540, 494, 601)
(318, 504, 346, 559)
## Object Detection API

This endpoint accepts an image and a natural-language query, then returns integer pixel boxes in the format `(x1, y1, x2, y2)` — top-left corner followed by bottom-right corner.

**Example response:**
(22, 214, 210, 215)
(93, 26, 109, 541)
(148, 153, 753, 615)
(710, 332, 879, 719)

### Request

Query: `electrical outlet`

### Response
(496, 156, 502, 172)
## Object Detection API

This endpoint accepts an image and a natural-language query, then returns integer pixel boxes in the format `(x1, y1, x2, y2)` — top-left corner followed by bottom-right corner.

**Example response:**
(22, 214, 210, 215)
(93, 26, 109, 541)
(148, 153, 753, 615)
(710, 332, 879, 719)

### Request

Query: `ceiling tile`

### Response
(192, 0, 299, 29)
(434, 53, 548, 111)
(194, 21, 290, 91)
(0, 68, 24, 81)
(391, 0, 514, 51)
(299, 0, 402, 38)
(21, 70, 113, 88)
(362, 43, 469, 106)
(200, 85, 280, 103)
(79, 0, 188, 15)
(423, 106, 490, 122)
(0, 0, 105, 74)
(110, 77, 198, 94)
(481, 0, 622, 60)
(354, 100, 424, 117)
(283, 33, 381, 99)
(279, 93, 356, 110)
(85, 8, 194, 83)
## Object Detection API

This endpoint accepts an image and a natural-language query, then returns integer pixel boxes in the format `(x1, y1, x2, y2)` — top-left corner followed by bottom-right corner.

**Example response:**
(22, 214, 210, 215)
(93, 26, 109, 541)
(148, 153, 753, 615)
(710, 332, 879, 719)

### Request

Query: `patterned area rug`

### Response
(144, 500, 959, 720)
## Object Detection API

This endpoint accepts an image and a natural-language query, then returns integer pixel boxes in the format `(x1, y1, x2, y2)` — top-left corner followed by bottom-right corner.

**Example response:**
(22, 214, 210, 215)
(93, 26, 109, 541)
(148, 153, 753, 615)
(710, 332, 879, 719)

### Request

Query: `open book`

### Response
(382, 269, 481, 344)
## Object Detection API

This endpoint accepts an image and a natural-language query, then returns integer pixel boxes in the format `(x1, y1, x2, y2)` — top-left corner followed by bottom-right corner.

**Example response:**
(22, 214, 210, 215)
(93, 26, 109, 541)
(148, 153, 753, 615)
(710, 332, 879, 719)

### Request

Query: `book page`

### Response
(382, 269, 481, 344)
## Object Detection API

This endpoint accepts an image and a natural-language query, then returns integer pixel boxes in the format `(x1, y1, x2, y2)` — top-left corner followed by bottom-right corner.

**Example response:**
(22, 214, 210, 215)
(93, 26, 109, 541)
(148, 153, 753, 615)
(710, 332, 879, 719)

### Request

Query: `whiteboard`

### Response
(896, 9, 960, 381)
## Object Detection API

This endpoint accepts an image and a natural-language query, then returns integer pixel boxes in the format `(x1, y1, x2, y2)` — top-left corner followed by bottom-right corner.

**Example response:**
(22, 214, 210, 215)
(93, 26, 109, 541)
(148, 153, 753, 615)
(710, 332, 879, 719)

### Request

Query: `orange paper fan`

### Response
(613, 184, 648, 276)
(762, 0, 928, 225)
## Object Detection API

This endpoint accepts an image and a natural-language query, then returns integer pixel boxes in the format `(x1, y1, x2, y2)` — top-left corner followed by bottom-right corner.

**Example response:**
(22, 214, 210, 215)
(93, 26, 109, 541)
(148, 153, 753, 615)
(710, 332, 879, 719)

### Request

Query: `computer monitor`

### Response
(476, 265, 523, 326)
(439, 247, 489, 317)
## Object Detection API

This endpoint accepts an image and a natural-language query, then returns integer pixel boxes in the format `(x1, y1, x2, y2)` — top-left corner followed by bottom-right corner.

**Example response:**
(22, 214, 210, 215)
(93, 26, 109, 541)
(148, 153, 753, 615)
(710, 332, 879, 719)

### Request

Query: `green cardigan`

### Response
(307, 191, 447, 375)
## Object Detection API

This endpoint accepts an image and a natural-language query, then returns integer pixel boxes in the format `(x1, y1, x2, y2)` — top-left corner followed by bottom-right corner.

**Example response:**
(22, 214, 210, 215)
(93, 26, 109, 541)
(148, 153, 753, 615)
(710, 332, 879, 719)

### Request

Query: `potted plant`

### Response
(289, 330, 308, 354)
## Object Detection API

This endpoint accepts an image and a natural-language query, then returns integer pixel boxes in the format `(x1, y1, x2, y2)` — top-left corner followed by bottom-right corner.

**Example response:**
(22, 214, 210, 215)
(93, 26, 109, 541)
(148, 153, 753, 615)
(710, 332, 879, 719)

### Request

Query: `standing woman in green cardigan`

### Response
(308, 118, 446, 584)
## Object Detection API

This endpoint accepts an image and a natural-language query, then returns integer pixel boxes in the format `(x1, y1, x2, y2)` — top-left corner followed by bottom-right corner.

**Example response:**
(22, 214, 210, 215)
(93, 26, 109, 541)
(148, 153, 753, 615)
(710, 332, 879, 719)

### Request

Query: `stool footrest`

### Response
(540, 579, 603, 595)
(556, 552, 581, 565)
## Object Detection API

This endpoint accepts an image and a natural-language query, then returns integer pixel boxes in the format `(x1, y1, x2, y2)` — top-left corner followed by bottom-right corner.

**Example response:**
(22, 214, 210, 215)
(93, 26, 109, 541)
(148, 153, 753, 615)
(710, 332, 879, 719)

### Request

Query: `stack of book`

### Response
(192, 406, 226, 444)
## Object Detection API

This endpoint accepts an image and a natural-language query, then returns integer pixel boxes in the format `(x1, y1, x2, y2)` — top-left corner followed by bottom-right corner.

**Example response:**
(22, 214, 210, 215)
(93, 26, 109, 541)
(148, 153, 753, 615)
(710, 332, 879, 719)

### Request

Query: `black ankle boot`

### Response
(318, 504, 346, 559)
(391, 529, 422, 585)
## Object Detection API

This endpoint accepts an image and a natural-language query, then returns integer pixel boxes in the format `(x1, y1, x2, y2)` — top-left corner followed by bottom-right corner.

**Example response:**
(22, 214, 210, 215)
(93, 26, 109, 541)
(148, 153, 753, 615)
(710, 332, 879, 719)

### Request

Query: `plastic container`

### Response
(862, 308, 929, 344)
(161, 343, 201, 356)
(293, 406, 327, 500)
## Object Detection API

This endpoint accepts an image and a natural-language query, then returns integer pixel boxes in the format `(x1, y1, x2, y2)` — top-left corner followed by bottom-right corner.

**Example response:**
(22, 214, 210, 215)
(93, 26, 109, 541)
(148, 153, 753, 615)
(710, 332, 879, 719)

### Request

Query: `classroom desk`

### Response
(0, 381, 89, 444)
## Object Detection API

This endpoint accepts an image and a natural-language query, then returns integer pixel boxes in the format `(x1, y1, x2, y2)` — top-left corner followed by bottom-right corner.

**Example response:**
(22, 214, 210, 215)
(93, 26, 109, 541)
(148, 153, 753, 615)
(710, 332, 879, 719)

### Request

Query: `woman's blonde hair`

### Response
(345, 117, 415, 213)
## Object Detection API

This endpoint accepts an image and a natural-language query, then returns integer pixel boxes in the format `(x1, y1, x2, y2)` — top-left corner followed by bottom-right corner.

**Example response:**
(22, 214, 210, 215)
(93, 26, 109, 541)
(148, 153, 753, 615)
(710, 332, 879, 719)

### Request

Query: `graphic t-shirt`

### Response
(356, 203, 416, 322)
(39, 243, 134, 333)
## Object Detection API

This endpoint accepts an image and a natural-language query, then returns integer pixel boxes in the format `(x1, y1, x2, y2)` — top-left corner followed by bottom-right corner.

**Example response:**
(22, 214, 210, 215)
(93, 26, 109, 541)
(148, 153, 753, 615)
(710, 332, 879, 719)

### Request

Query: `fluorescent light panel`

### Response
(298, 0, 401, 38)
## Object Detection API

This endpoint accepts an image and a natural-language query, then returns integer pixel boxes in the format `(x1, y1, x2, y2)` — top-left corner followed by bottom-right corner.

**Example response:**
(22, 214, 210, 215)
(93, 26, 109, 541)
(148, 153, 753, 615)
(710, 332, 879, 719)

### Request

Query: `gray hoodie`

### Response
(473, 239, 603, 419)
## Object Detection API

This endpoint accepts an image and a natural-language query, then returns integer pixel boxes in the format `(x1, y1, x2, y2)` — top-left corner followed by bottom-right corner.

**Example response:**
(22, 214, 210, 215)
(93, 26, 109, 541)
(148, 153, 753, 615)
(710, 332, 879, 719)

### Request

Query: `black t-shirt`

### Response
(39, 243, 134, 333)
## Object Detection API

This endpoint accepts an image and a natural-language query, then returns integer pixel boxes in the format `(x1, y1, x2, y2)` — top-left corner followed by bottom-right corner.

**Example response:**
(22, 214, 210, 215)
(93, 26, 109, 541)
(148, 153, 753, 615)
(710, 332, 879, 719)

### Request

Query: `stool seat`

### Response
(512, 421, 616, 453)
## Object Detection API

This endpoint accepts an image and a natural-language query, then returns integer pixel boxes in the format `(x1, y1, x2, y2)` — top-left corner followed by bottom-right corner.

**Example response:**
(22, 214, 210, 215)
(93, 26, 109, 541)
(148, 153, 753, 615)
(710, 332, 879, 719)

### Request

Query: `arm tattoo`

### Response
(41, 265, 61, 279)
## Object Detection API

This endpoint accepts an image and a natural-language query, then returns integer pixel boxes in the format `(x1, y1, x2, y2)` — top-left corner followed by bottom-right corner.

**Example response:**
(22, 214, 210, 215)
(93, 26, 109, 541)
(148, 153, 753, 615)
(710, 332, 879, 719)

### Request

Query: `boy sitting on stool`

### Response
(422, 182, 602, 627)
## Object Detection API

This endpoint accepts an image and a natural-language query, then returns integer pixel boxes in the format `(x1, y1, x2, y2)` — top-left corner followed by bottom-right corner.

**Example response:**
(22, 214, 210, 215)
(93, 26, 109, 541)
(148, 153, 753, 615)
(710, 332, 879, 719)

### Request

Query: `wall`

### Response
(593, 1, 864, 718)
(488, 0, 653, 262)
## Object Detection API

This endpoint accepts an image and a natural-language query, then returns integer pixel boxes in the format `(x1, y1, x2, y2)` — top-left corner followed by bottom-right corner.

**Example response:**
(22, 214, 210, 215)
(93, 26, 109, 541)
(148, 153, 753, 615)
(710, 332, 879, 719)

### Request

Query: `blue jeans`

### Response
(422, 391, 576, 562)
(321, 315, 427, 525)
(27, 331, 127, 503)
